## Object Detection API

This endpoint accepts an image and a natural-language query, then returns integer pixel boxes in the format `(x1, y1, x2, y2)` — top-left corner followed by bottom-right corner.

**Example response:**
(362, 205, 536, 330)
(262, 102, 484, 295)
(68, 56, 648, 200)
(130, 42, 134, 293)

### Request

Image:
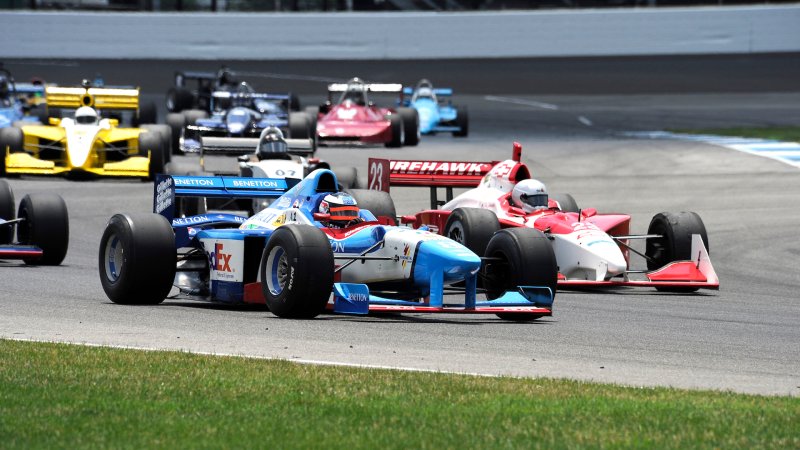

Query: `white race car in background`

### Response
(369, 143, 719, 292)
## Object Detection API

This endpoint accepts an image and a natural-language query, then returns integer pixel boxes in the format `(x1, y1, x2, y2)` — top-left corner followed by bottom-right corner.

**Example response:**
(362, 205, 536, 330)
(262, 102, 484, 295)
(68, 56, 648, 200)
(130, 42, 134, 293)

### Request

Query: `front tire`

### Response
(17, 193, 69, 265)
(482, 228, 557, 321)
(139, 131, 166, 180)
(288, 112, 311, 139)
(453, 106, 469, 137)
(444, 207, 500, 256)
(98, 214, 175, 304)
(646, 211, 709, 293)
(398, 107, 420, 146)
(165, 112, 186, 155)
(0, 180, 14, 244)
(385, 114, 404, 148)
(261, 225, 334, 318)
(0, 126, 24, 177)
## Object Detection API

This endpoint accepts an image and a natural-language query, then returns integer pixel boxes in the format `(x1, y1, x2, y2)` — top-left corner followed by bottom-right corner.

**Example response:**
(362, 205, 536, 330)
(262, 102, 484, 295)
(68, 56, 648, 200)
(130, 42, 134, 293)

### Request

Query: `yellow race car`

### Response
(0, 84, 170, 180)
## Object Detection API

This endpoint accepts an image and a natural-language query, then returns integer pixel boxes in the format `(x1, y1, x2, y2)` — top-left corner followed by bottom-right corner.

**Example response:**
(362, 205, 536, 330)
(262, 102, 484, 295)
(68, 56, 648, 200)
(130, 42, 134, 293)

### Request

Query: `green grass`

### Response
(669, 126, 800, 143)
(1, 340, 798, 449)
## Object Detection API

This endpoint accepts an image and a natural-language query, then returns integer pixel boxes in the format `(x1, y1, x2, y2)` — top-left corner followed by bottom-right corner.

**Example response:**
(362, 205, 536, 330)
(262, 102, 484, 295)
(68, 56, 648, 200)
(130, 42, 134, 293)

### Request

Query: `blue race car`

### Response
(403, 79, 468, 137)
(98, 169, 556, 320)
(0, 67, 45, 129)
(166, 80, 313, 156)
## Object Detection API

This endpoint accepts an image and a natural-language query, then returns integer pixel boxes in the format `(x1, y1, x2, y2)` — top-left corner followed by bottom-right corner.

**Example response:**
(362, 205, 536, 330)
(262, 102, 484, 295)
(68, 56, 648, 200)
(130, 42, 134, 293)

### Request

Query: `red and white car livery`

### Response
(312, 78, 420, 148)
(369, 143, 719, 292)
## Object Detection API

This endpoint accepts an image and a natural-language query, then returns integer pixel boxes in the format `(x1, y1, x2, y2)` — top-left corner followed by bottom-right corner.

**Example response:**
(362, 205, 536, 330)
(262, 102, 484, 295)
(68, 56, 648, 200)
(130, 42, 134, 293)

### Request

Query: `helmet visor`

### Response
(328, 205, 359, 222)
(519, 192, 548, 210)
(76, 115, 96, 124)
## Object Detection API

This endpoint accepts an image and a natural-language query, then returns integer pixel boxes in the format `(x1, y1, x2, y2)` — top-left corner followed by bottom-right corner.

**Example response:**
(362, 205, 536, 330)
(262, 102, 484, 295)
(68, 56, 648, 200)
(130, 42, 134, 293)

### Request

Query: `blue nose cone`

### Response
(412, 238, 481, 286)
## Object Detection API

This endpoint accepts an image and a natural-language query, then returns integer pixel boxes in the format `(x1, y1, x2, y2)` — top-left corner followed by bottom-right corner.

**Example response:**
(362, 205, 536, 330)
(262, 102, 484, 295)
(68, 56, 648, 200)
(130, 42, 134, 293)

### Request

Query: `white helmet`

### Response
(74, 106, 98, 125)
(512, 179, 549, 213)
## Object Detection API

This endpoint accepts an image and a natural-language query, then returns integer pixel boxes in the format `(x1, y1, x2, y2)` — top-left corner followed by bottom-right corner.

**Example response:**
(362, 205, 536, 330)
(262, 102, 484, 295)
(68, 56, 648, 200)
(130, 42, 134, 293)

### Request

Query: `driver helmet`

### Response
(74, 106, 99, 125)
(512, 179, 549, 213)
(257, 127, 289, 160)
(318, 192, 360, 226)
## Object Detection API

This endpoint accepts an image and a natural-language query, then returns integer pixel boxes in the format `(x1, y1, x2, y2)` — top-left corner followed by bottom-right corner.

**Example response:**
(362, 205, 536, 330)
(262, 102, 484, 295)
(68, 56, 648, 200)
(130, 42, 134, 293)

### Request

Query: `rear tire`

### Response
(17, 193, 69, 265)
(334, 166, 359, 190)
(444, 207, 500, 256)
(136, 101, 158, 126)
(140, 124, 172, 162)
(0, 126, 24, 177)
(385, 114, 403, 148)
(550, 193, 579, 213)
(165, 112, 186, 155)
(0, 180, 14, 244)
(646, 211, 709, 293)
(304, 106, 319, 134)
(99, 213, 175, 304)
(482, 228, 557, 321)
(289, 93, 301, 112)
(139, 131, 166, 180)
(166, 86, 194, 113)
(348, 188, 396, 223)
(453, 106, 469, 137)
(398, 107, 420, 146)
(261, 225, 334, 318)
(288, 112, 311, 139)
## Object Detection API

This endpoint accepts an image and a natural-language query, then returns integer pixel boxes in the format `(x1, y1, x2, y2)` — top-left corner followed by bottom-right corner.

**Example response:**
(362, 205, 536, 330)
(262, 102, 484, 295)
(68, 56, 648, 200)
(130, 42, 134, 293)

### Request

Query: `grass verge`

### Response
(669, 126, 800, 142)
(1, 339, 798, 449)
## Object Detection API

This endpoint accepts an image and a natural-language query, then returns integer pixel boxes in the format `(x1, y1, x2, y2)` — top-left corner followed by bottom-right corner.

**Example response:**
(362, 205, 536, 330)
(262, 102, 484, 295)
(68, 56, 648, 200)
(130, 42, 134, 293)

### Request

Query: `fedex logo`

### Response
(389, 161, 492, 176)
(203, 239, 244, 283)
(213, 243, 233, 272)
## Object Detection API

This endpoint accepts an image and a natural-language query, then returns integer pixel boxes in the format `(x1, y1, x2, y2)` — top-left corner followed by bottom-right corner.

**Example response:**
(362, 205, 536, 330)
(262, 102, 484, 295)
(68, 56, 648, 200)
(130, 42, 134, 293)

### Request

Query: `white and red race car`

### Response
(368, 143, 718, 292)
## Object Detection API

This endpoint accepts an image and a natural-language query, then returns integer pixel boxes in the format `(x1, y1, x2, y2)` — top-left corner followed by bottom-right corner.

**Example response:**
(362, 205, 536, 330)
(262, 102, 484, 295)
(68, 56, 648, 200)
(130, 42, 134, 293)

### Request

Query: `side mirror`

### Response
(581, 208, 597, 219)
(313, 212, 330, 222)
(107, 118, 119, 127)
(48, 117, 61, 126)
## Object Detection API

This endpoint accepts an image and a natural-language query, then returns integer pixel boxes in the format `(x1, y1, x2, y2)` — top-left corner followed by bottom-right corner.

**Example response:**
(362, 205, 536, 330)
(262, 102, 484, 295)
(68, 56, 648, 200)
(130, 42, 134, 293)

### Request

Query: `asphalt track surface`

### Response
(2, 56, 799, 396)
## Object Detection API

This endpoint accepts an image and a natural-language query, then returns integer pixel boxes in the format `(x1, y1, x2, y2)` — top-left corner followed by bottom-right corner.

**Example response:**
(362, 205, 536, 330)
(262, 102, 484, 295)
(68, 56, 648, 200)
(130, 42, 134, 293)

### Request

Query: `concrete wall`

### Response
(1, 5, 799, 60)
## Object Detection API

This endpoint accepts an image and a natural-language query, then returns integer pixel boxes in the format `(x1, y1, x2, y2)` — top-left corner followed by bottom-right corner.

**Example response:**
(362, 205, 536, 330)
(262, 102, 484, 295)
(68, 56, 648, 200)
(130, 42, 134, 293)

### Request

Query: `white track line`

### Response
(484, 95, 559, 110)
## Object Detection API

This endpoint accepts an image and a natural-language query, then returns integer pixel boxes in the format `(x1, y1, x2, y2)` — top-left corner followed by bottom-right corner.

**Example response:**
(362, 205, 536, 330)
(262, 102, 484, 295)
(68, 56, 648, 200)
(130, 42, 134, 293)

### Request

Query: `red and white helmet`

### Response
(512, 179, 548, 213)
(319, 192, 360, 224)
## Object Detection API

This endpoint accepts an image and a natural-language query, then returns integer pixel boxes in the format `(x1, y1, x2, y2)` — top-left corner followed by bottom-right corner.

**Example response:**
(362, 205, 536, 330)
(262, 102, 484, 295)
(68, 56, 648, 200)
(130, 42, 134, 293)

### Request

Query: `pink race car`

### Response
(309, 78, 419, 148)
(368, 143, 718, 292)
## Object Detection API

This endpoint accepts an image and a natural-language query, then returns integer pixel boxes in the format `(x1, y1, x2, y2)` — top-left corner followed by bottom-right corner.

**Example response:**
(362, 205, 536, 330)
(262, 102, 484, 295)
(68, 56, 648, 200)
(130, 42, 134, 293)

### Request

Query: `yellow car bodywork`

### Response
(3, 86, 157, 178)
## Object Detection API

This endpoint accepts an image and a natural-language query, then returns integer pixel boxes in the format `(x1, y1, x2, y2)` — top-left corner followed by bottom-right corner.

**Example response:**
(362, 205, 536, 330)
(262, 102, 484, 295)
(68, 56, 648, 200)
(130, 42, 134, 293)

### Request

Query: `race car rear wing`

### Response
(211, 91, 292, 102)
(199, 136, 316, 158)
(402, 87, 453, 96)
(154, 174, 298, 222)
(327, 83, 403, 94)
(45, 86, 139, 111)
(367, 142, 522, 208)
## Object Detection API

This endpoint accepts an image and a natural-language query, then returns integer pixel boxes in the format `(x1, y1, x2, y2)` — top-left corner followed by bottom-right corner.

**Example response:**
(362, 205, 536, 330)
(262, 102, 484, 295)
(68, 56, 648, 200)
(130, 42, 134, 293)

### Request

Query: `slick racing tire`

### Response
(398, 107, 420, 146)
(165, 113, 186, 155)
(163, 161, 209, 217)
(0, 180, 14, 244)
(183, 109, 208, 126)
(0, 126, 24, 177)
(139, 131, 166, 181)
(646, 211, 709, 293)
(166, 86, 194, 113)
(17, 193, 69, 266)
(261, 225, 334, 319)
(444, 208, 500, 257)
(99, 213, 175, 305)
(550, 193, 579, 213)
(348, 188, 396, 224)
(385, 113, 404, 148)
(289, 93, 301, 112)
(304, 106, 319, 133)
(482, 228, 558, 321)
(288, 112, 311, 140)
(140, 124, 172, 162)
(333, 167, 360, 190)
(453, 106, 469, 137)
(135, 101, 158, 126)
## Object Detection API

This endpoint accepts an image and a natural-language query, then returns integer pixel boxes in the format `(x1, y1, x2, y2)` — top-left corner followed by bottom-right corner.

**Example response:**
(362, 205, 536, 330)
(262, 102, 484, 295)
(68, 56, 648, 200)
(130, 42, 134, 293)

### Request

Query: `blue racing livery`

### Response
(402, 79, 468, 137)
(99, 169, 556, 320)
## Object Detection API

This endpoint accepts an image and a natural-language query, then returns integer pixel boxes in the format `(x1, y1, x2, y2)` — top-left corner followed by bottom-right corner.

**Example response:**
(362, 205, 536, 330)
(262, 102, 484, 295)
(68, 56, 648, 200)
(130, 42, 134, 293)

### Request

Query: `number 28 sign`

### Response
(368, 158, 391, 193)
